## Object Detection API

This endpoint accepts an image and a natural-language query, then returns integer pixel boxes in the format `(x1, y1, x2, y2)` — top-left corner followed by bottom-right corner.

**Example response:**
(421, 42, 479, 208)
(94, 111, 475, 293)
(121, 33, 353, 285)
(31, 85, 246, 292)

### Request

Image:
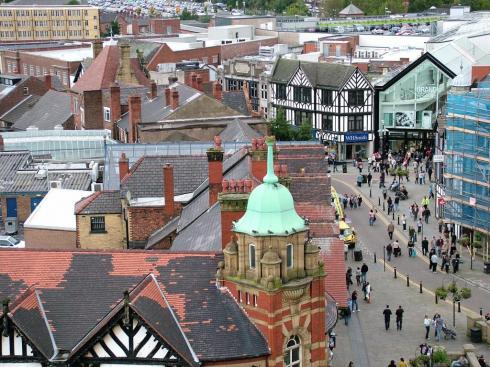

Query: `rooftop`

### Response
(26, 47, 92, 62)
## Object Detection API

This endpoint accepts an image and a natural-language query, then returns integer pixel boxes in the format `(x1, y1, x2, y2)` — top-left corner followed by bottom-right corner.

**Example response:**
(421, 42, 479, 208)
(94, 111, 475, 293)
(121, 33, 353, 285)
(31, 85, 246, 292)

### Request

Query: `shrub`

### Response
(460, 287, 471, 299)
(457, 235, 470, 247)
(409, 355, 430, 367)
(435, 286, 448, 300)
(432, 348, 450, 365)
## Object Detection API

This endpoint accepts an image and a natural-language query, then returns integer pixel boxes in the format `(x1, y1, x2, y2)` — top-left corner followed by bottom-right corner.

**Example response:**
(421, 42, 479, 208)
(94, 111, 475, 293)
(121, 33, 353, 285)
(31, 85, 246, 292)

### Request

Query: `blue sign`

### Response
(344, 132, 369, 143)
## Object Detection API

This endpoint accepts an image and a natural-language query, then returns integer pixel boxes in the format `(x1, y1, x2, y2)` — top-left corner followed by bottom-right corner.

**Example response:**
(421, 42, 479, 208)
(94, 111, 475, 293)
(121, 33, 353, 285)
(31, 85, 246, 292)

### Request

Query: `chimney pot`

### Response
(128, 95, 141, 143)
(229, 179, 236, 192)
(251, 138, 257, 150)
(163, 163, 175, 216)
(168, 76, 178, 85)
(222, 179, 229, 193)
(274, 164, 280, 176)
(257, 137, 264, 149)
(190, 73, 197, 89)
(119, 152, 129, 182)
(44, 74, 52, 90)
(212, 81, 222, 101)
(237, 179, 244, 193)
(244, 179, 252, 193)
(214, 135, 222, 149)
(196, 76, 203, 91)
(150, 81, 157, 99)
(170, 88, 179, 109)
(164, 87, 171, 106)
(280, 164, 288, 176)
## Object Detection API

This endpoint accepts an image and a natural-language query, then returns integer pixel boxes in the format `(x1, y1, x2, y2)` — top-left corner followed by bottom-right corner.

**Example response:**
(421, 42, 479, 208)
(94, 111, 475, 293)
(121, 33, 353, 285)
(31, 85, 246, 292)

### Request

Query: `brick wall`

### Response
(128, 205, 181, 242)
(0, 77, 48, 116)
(147, 43, 221, 71)
(25, 228, 76, 249)
(76, 214, 126, 249)
(82, 90, 104, 130)
(150, 18, 180, 34)
(0, 194, 43, 222)
(220, 37, 278, 60)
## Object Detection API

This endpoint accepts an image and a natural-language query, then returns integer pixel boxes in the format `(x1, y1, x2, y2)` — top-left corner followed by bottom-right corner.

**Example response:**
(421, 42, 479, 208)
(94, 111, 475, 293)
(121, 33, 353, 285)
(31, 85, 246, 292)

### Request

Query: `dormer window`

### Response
(249, 244, 256, 269)
(287, 244, 293, 268)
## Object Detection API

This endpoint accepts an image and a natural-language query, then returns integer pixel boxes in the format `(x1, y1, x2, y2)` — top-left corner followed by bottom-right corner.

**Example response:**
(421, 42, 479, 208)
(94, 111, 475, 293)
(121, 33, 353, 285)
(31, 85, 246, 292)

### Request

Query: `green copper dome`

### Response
(233, 137, 307, 236)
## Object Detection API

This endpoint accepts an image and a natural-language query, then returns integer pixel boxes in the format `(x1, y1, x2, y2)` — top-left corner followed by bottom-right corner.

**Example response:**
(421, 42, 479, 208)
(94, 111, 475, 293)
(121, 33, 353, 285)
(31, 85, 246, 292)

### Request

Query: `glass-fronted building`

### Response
(374, 53, 455, 154)
(443, 80, 490, 251)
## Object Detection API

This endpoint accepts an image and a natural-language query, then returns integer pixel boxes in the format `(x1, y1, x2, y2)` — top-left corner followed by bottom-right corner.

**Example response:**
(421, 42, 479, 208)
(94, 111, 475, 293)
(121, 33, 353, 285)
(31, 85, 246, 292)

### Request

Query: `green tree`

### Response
(285, 0, 310, 15)
(294, 119, 313, 141)
(269, 108, 292, 141)
(66, 0, 80, 4)
(180, 8, 199, 20)
(321, 0, 344, 17)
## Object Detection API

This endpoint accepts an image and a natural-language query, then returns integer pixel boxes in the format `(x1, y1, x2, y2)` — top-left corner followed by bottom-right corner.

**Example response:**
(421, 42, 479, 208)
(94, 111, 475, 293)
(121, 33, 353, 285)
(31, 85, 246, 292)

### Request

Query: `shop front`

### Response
(374, 53, 456, 155)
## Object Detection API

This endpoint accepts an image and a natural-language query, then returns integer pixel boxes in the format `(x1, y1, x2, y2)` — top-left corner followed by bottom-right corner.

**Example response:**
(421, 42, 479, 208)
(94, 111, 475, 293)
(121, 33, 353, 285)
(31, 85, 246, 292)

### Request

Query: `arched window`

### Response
(249, 244, 256, 269)
(286, 243, 294, 268)
(284, 335, 301, 367)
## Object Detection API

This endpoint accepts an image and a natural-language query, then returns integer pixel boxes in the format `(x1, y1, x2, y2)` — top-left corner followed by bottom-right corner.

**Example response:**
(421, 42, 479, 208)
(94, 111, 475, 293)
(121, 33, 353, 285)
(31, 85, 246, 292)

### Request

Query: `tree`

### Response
(148, 6, 160, 17)
(294, 119, 313, 141)
(269, 108, 292, 141)
(66, 0, 80, 4)
(180, 8, 199, 20)
(285, 0, 310, 15)
(321, 0, 344, 17)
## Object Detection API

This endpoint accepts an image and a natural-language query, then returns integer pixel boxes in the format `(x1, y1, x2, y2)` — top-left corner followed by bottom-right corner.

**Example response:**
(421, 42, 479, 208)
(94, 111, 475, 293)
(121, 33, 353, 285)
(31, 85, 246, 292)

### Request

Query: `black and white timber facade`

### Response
(270, 58, 374, 160)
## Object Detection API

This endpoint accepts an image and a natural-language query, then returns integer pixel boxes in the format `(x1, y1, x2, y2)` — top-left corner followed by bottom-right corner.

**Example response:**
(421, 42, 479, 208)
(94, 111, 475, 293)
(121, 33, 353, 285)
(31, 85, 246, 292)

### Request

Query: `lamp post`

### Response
(379, 121, 386, 157)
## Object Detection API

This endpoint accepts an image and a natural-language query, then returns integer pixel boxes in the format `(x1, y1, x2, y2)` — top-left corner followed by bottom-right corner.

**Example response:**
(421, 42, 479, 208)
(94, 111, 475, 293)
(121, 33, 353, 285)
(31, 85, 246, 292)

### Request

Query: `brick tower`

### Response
(219, 136, 327, 367)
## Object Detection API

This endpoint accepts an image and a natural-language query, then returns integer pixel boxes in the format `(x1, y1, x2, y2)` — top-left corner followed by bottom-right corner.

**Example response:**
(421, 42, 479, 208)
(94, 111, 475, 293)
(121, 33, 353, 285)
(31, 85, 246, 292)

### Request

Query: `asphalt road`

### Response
(332, 178, 490, 317)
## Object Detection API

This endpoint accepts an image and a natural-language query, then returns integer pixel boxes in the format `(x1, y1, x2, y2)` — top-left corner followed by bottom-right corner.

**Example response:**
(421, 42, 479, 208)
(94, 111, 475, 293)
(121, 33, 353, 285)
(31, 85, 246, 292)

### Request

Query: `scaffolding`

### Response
(444, 82, 490, 259)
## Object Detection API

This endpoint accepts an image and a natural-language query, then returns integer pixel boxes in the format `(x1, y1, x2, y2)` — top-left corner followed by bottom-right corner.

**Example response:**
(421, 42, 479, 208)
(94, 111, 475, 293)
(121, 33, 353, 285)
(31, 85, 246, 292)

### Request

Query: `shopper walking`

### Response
(430, 253, 438, 272)
(383, 305, 392, 330)
(387, 222, 395, 240)
(424, 315, 431, 339)
(402, 214, 407, 231)
(386, 242, 393, 261)
(351, 290, 359, 312)
(361, 263, 369, 283)
(396, 305, 404, 331)
(421, 237, 429, 256)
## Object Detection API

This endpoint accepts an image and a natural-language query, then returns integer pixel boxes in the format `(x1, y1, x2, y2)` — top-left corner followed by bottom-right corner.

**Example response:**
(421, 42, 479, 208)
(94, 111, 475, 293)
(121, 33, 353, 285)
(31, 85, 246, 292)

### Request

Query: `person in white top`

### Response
(430, 254, 438, 272)
(424, 315, 432, 339)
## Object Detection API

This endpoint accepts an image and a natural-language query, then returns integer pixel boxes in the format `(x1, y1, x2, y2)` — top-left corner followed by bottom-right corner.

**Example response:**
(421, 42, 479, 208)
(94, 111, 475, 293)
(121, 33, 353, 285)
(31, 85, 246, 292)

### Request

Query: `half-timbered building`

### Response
(270, 58, 374, 160)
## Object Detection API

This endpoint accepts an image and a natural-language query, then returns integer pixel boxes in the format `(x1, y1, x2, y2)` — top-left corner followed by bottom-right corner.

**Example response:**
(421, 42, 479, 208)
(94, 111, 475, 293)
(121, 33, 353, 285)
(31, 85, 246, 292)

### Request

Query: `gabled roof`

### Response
(0, 151, 30, 184)
(373, 52, 457, 90)
(4, 170, 92, 194)
(219, 118, 261, 142)
(317, 238, 348, 308)
(271, 58, 356, 89)
(13, 90, 72, 130)
(75, 190, 122, 215)
(121, 155, 209, 199)
(0, 94, 41, 126)
(221, 90, 250, 116)
(339, 3, 364, 15)
(0, 250, 270, 362)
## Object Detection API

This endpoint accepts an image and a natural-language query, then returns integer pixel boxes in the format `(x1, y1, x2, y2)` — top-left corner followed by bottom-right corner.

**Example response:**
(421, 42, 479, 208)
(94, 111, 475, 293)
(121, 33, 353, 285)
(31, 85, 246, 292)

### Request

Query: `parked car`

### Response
(333, 26, 345, 33)
(371, 28, 384, 34)
(0, 236, 25, 248)
(344, 25, 354, 32)
(354, 24, 365, 32)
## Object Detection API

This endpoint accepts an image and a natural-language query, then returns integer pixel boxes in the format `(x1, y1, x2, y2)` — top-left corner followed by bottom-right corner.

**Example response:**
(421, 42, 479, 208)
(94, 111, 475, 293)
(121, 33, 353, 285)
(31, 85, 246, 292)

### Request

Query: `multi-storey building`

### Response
(442, 79, 490, 252)
(0, 5, 100, 42)
(270, 58, 374, 160)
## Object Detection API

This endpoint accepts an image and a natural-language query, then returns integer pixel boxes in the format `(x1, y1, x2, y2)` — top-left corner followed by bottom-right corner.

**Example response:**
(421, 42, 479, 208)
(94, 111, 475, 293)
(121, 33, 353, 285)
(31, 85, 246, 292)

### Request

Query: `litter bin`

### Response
(354, 249, 363, 262)
(342, 163, 347, 173)
(470, 327, 482, 343)
(484, 261, 490, 274)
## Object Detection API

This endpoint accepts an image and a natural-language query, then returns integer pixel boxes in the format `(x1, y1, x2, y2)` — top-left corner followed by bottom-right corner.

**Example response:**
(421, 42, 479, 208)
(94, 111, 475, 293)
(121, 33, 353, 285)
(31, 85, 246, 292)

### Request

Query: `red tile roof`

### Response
(319, 238, 348, 308)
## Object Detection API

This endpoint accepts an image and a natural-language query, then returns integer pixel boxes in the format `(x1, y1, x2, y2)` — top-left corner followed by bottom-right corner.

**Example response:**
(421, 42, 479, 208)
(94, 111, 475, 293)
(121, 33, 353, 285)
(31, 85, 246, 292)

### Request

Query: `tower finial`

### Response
(263, 136, 278, 184)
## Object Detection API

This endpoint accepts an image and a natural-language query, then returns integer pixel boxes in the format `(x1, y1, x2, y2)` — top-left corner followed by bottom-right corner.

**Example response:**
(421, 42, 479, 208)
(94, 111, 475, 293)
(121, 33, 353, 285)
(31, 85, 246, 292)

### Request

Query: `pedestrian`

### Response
(417, 218, 423, 234)
(423, 208, 431, 224)
(438, 219, 444, 233)
(428, 166, 433, 181)
(396, 305, 404, 331)
(435, 315, 443, 341)
(452, 254, 460, 273)
(369, 209, 375, 226)
(394, 196, 399, 212)
(387, 196, 393, 215)
(387, 221, 395, 240)
(344, 300, 352, 325)
(424, 315, 431, 339)
(421, 237, 429, 256)
(344, 243, 348, 260)
(393, 240, 401, 257)
(388, 361, 397, 367)
(367, 172, 372, 187)
(408, 240, 415, 257)
(383, 305, 392, 330)
(398, 357, 408, 367)
(386, 242, 393, 261)
(351, 290, 359, 312)
(346, 267, 353, 289)
(355, 267, 361, 286)
(364, 282, 371, 303)
(402, 214, 407, 231)
(361, 263, 368, 283)
(383, 187, 388, 200)
(430, 253, 438, 272)
(357, 194, 362, 207)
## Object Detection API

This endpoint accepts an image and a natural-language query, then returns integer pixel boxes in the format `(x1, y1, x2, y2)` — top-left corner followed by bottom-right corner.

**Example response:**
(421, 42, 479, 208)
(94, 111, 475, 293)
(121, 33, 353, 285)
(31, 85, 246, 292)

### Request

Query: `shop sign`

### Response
(433, 154, 444, 163)
(345, 132, 368, 143)
(438, 197, 446, 205)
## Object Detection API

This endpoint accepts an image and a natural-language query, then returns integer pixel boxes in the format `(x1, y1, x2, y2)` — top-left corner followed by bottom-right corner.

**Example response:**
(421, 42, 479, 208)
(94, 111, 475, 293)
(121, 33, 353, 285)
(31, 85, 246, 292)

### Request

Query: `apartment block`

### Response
(0, 5, 100, 41)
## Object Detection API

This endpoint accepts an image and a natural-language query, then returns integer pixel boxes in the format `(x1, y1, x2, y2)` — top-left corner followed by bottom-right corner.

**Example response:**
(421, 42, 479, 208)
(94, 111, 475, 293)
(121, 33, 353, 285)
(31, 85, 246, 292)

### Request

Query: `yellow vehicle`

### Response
(331, 187, 357, 247)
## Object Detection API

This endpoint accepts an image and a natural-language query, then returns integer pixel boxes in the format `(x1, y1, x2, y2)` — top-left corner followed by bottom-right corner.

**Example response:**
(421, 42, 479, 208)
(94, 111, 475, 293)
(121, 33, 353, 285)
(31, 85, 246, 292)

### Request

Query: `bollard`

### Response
(383, 202, 385, 211)
(394, 267, 397, 279)
(392, 212, 395, 220)
(378, 197, 381, 206)
(374, 252, 377, 263)
(406, 275, 409, 287)
(435, 293, 438, 304)
(458, 301, 461, 313)
(370, 188, 372, 198)
(420, 281, 423, 294)
(480, 308, 483, 316)
(397, 215, 400, 225)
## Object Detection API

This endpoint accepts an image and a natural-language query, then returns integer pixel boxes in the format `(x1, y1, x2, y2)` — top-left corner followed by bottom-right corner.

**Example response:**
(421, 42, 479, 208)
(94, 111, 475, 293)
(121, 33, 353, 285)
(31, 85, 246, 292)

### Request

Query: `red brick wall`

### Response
(150, 18, 180, 34)
(0, 77, 48, 116)
(128, 203, 181, 242)
(303, 41, 318, 54)
(220, 37, 278, 60)
(147, 44, 221, 71)
(82, 90, 104, 130)
(183, 69, 210, 89)
(25, 228, 76, 249)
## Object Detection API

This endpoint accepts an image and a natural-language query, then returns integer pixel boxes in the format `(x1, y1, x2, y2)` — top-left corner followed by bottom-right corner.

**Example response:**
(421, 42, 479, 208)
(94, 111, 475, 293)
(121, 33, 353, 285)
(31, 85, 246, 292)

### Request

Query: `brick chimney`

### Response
(128, 95, 141, 143)
(44, 74, 52, 90)
(170, 88, 179, 110)
(110, 82, 121, 123)
(164, 87, 171, 106)
(213, 81, 222, 101)
(118, 43, 135, 84)
(250, 137, 267, 181)
(190, 73, 197, 89)
(163, 163, 175, 217)
(219, 178, 251, 249)
(168, 76, 178, 85)
(92, 40, 103, 59)
(196, 75, 203, 91)
(207, 135, 224, 206)
(119, 153, 129, 182)
(149, 81, 157, 99)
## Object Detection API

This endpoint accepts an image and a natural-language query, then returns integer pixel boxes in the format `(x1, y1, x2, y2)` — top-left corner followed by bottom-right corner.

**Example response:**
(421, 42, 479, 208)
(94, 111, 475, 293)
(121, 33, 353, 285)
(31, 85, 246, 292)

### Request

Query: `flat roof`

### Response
(24, 188, 92, 231)
(26, 47, 92, 61)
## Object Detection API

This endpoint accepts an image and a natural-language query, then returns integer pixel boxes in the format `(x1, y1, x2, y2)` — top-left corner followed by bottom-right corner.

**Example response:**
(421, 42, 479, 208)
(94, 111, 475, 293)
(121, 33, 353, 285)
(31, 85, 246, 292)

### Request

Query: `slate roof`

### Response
(0, 151, 30, 187)
(0, 250, 270, 363)
(121, 155, 209, 199)
(219, 118, 261, 142)
(13, 90, 72, 130)
(271, 58, 356, 89)
(0, 95, 41, 126)
(221, 90, 250, 116)
(75, 190, 122, 215)
(339, 3, 364, 15)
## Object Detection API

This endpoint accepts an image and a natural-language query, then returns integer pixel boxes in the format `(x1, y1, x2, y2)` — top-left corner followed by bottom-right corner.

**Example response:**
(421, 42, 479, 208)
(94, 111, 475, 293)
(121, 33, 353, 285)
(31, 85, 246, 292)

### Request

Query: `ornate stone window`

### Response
(249, 244, 256, 269)
(287, 243, 294, 268)
(284, 335, 301, 366)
